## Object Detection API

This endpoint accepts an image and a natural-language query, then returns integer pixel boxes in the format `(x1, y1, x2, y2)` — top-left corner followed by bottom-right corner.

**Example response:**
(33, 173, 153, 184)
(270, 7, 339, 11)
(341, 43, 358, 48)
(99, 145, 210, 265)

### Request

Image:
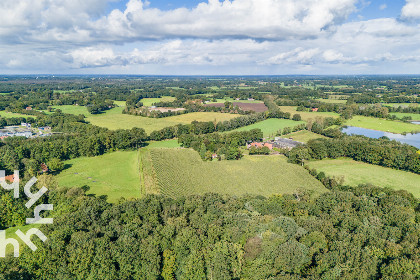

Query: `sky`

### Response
(1, 0, 420, 75)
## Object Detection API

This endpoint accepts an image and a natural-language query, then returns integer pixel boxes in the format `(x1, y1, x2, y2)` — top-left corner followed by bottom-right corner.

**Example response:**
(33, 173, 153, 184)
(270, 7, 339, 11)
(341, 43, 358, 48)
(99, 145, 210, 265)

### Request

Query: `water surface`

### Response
(342, 126, 420, 149)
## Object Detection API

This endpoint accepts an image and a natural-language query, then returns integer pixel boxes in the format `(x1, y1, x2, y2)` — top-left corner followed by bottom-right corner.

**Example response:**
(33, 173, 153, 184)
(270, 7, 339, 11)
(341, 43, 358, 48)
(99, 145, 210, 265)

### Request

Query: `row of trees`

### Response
(288, 136, 420, 174)
(179, 129, 263, 160)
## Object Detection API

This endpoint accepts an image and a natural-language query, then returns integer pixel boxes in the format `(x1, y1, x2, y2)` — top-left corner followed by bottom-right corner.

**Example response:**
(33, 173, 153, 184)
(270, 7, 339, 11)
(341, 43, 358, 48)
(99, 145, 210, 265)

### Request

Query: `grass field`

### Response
(51, 105, 89, 115)
(281, 130, 327, 143)
(0, 111, 35, 119)
(345, 116, 420, 133)
(316, 98, 347, 104)
(383, 103, 420, 108)
(56, 151, 141, 202)
(144, 148, 327, 198)
(207, 98, 263, 104)
(307, 158, 420, 197)
(231, 119, 305, 137)
(86, 107, 238, 133)
(141, 96, 176, 106)
(389, 112, 420, 121)
(279, 106, 340, 121)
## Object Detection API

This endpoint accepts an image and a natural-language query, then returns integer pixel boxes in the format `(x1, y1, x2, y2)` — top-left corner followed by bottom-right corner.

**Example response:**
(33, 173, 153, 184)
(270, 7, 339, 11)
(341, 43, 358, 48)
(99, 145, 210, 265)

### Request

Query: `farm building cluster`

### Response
(248, 137, 303, 151)
(0, 124, 52, 140)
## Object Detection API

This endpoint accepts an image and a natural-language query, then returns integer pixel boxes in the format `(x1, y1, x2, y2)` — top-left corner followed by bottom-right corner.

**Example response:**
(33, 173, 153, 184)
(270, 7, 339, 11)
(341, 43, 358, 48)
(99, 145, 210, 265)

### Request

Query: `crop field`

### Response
(0, 111, 35, 119)
(85, 107, 237, 133)
(56, 151, 141, 202)
(231, 118, 305, 137)
(141, 96, 176, 106)
(144, 148, 327, 198)
(307, 158, 420, 197)
(279, 106, 340, 121)
(345, 116, 420, 134)
(389, 112, 420, 120)
(281, 130, 327, 143)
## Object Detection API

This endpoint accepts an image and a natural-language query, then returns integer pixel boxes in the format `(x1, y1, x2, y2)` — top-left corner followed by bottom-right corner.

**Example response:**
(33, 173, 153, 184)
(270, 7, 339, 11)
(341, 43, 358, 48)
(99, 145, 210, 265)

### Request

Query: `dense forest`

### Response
(0, 182, 419, 279)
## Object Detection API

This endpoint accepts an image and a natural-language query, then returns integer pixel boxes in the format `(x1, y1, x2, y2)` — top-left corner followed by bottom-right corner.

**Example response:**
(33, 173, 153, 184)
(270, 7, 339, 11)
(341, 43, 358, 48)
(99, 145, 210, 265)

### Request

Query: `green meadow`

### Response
(389, 112, 420, 120)
(0, 111, 35, 119)
(279, 106, 340, 121)
(141, 96, 176, 106)
(85, 107, 238, 133)
(231, 118, 306, 137)
(345, 116, 420, 133)
(308, 158, 420, 197)
(56, 151, 141, 202)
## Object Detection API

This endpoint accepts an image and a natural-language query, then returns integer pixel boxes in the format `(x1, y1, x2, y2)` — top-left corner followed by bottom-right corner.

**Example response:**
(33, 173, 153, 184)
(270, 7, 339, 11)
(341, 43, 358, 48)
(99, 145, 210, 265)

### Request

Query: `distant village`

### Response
(0, 122, 52, 140)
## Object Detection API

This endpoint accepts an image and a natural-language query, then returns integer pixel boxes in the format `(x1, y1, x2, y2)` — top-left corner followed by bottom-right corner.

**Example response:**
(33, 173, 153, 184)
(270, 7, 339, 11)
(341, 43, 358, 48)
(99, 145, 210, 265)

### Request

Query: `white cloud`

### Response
(401, 0, 420, 19)
(379, 4, 387, 10)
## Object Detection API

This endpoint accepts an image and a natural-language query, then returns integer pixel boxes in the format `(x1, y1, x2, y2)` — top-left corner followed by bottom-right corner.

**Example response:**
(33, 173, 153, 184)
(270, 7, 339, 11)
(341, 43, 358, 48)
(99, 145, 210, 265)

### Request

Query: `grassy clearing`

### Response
(307, 158, 420, 197)
(85, 107, 237, 133)
(231, 119, 305, 137)
(51, 105, 89, 115)
(316, 98, 347, 104)
(345, 116, 420, 134)
(383, 103, 420, 108)
(56, 151, 141, 203)
(389, 112, 420, 121)
(0, 92, 11, 95)
(279, 106, 340, 121)
(281, 130, 327, 143)
(144, 148, 327, 198)
(0, 111, 35, 119)
(141, 96, 176, 106)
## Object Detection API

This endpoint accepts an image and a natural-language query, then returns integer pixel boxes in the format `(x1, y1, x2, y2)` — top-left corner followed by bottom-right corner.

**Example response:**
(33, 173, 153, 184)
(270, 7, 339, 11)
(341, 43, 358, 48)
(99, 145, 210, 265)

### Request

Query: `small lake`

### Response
(341, 126, 420, 149)
(412, 121, 420, 125)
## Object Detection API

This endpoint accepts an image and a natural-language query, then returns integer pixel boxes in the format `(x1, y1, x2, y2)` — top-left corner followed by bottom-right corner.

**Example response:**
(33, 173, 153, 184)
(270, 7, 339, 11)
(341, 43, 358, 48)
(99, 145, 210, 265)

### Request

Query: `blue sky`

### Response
(1, 0, 420, 75)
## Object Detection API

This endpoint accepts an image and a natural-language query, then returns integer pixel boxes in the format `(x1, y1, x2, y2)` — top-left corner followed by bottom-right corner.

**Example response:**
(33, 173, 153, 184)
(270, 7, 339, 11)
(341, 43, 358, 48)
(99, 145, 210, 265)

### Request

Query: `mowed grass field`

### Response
(345, 116, 420, 133)
(281, 130, 327, 143)
(279, 106, 339, 121)
(86, 107, 238, 133)
(231, 119, 305, 137)
(141, 96, 176, 106)
(308, 158, 420, 197)
(0, 111, 35, 119)
(316, 98, 347, 104)
(56, 151, 141, 202)
(207, 98, 263, 104)
(144, 148, 328, 198)
(52, 105, 89, 115)
(389, 112, 420, 121)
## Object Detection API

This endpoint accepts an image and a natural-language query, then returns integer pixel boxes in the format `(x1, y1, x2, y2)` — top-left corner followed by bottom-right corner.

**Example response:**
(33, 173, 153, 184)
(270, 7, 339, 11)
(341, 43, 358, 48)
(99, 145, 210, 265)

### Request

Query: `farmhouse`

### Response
(248, 138, 303, 151)
(0, 174, 15, 183)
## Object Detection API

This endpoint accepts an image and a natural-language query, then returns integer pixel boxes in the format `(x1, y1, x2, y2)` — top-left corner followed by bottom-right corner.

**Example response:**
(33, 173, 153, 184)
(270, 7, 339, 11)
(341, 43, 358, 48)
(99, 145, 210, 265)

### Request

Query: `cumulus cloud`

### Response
(92, 0, 358, 41)
(1, 0, 420, 74)
(401, 0, 420, 19)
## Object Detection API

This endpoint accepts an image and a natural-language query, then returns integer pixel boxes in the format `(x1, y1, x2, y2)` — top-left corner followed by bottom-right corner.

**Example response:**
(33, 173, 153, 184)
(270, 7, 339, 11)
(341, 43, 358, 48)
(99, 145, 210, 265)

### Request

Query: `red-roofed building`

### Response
(0, 174, 15, 183)
(312, 107, 319, 112)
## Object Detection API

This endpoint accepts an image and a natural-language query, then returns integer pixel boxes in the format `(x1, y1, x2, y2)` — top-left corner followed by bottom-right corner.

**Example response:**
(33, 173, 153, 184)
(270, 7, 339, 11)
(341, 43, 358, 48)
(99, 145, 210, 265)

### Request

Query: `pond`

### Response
(341, 126, 420, 149)
(412, 121, 420, 125)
